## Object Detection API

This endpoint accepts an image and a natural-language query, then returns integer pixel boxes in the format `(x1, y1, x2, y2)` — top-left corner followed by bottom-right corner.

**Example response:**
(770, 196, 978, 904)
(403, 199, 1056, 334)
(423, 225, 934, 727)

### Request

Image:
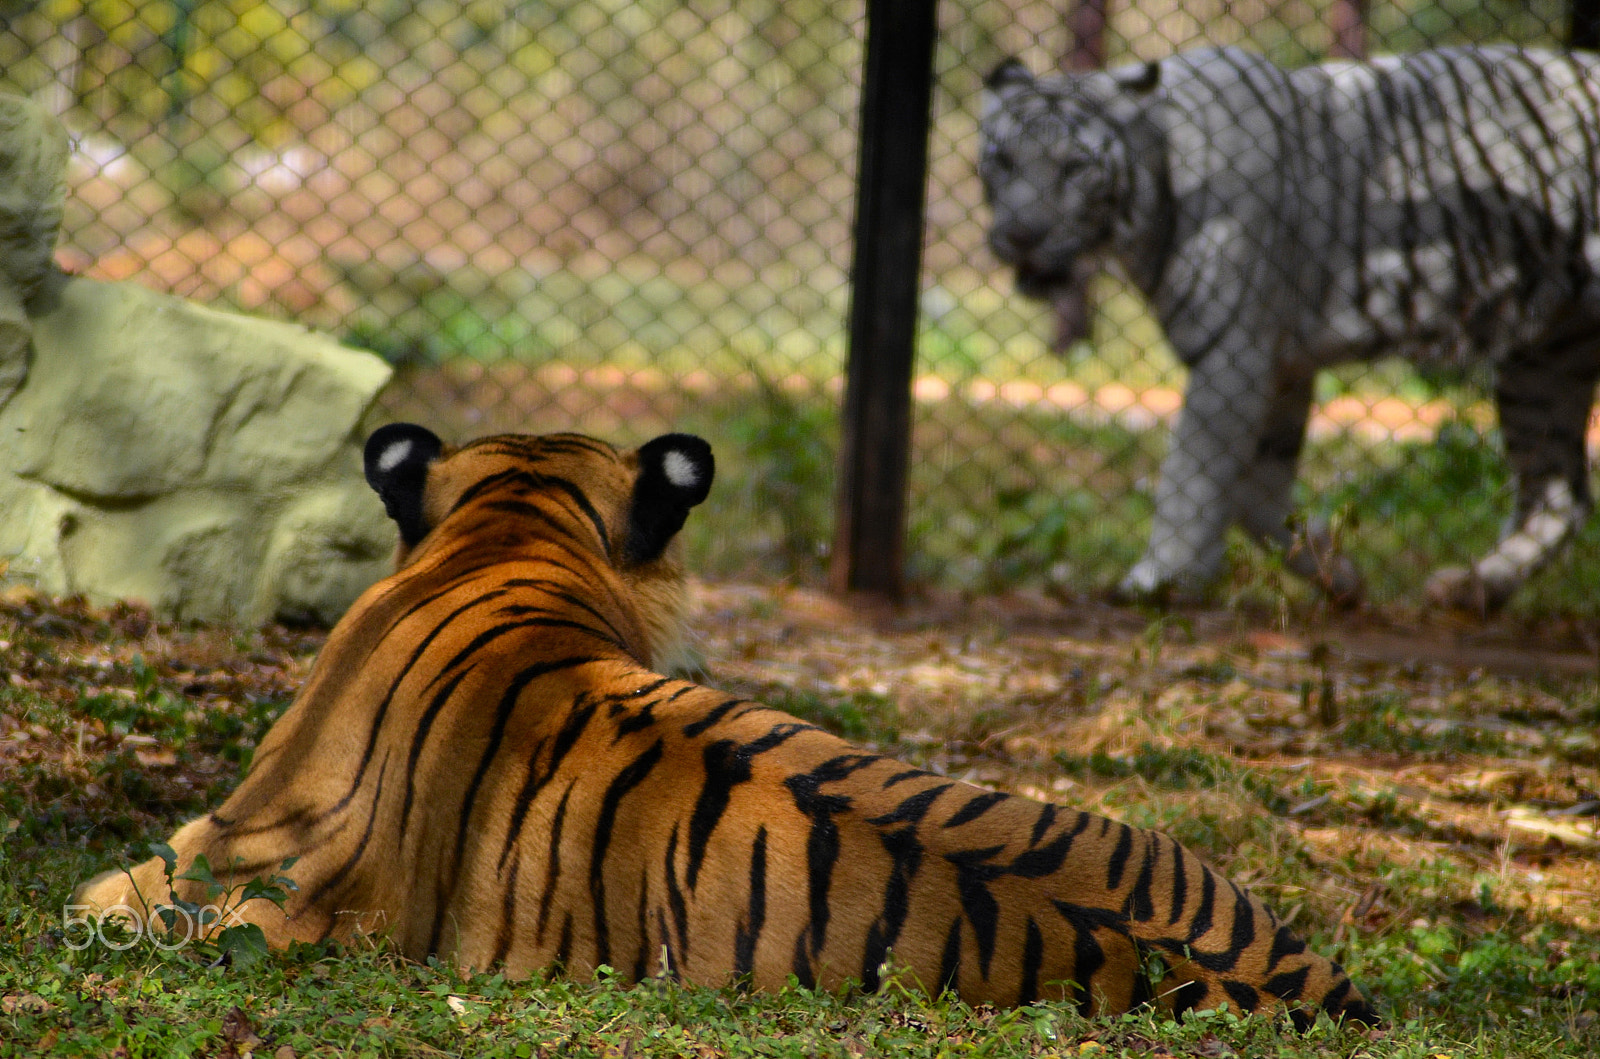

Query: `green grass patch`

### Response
(1334, 693, 1513, 760)
(751, 687, 902, 750)
(343, 261, 849, 384)
(1351, 919, 1600, 1030)
(1053, 742, 1266, 795)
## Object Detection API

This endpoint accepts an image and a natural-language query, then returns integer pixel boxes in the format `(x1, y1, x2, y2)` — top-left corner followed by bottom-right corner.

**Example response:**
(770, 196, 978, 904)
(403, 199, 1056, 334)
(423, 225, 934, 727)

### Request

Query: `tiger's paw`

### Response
(1114, 561, 1210, 607)
(72, 866, 135, 911)
(1424, 566, 1506, 618)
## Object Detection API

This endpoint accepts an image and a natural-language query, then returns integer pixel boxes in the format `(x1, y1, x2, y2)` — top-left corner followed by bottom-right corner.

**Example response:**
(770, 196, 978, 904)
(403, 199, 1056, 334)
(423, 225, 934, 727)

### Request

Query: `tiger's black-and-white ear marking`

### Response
(624, 433, 714, 565)
(364, 423, 444, 548)
(1111, 60, 1161, 93)
(984, 57, 1033, 92)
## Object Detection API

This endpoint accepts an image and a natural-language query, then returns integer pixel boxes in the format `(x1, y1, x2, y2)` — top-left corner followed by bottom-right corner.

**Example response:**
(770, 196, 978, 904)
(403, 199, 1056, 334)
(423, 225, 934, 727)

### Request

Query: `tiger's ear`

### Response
(985, 58, 1034, 91)
(624, 433, 714, 565)
(1111, 60, 1161, 94)
(364, 423, 445, 548)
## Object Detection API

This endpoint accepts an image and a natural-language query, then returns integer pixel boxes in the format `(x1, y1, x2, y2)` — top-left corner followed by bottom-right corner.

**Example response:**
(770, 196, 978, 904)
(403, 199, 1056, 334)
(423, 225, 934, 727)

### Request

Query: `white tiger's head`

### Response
(979, 59, 1162, 309)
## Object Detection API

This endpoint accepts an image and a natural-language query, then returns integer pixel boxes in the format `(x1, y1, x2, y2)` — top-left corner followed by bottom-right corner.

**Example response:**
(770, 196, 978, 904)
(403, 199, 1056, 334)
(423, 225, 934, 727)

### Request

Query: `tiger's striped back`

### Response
(75, 425, 1374, 1025)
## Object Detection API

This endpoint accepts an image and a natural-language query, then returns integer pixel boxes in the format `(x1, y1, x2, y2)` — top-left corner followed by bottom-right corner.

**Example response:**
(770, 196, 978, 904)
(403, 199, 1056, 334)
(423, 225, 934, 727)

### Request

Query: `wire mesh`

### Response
(4, 0, 1596, 616)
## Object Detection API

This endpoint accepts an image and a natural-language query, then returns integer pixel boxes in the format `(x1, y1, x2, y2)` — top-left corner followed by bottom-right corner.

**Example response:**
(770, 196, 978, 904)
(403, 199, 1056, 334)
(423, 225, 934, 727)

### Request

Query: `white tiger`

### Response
(980, 45, 1600, 612)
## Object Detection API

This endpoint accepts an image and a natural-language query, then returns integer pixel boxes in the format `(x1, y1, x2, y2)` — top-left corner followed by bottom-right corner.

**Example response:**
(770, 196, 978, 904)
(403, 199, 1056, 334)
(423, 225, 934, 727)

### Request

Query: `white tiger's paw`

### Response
(1424, 566, 1506, 618)
(1116, 560, 1169, 602)
(1116, 561, 1209, 605)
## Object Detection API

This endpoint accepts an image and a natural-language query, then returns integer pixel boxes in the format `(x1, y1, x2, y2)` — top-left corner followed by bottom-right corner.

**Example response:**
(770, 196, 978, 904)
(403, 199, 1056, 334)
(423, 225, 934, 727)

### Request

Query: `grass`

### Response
(5, 585, 1597, 1056)
(6, 848, 1597, 1059)
(0, 929, 1415, 1059)
(1051, 743, 1291, 811)
(748, 687, 902, 749)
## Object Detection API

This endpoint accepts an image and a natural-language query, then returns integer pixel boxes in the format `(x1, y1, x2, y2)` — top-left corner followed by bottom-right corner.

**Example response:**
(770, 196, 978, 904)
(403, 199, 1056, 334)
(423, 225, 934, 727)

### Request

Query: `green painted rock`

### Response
(0, 92, 70, 409)
(0, 277, 396, 625)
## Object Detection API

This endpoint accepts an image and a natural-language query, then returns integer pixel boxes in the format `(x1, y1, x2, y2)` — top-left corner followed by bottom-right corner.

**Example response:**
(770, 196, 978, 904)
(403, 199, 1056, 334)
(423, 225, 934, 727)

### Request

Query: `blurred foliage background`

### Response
(1, 0, 1595, 613)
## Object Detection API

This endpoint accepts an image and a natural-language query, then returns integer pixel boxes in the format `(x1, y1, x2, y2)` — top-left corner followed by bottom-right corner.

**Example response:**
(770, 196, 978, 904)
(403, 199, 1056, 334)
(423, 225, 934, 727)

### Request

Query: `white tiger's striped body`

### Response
(981, 46, 1600, 611)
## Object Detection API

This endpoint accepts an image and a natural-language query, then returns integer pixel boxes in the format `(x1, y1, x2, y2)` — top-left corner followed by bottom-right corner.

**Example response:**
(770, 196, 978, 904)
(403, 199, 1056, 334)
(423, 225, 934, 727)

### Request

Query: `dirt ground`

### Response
(688, 581, 1600, 938)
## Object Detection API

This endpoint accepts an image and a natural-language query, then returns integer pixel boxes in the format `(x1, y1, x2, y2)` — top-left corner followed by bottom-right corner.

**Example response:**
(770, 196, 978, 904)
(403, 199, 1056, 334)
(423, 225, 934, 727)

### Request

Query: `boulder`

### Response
(0, 92, 71, 410)
(0, 275, 396, 624)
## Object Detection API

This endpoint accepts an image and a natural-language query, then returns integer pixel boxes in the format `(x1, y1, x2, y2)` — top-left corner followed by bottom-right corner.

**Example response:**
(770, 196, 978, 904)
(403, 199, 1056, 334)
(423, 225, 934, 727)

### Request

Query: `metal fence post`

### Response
(829, 0, 940, 600)
(1576, 0, 1600, 47)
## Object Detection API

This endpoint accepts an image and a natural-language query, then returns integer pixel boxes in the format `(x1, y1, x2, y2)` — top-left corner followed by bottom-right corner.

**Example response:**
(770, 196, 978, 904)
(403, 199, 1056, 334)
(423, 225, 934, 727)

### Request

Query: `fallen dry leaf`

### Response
(220, 1005, 267, 1059)
(0, 993, 55, 1015)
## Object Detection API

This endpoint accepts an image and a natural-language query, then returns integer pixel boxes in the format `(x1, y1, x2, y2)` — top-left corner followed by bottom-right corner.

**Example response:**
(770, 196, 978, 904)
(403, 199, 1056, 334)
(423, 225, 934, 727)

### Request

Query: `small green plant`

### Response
(983, 487, 1095, 588)
(142, 844, 300, 968)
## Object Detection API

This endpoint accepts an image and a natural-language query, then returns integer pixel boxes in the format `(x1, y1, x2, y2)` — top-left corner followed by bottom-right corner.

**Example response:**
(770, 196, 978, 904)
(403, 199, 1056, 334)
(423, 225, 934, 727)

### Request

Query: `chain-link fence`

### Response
(4, 1, 1597, 616)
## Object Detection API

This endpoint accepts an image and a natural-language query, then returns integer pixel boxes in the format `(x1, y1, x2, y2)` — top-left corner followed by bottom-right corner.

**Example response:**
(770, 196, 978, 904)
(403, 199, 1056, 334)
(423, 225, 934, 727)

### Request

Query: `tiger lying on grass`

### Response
(76, 424, 1375, 1025)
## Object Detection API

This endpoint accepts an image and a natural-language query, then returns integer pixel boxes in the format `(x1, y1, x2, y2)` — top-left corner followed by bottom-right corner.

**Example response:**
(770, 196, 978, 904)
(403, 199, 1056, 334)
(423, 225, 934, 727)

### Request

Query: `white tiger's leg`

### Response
(1231, 366, 1364, 604)
(1427, 339, 1599, 614)
(1120, 347, 1276, 600)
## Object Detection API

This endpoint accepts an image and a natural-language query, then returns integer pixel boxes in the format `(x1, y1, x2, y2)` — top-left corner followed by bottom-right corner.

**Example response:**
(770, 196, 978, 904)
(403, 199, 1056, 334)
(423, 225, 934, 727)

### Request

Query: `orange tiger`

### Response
(76, 424, 1375, 1025)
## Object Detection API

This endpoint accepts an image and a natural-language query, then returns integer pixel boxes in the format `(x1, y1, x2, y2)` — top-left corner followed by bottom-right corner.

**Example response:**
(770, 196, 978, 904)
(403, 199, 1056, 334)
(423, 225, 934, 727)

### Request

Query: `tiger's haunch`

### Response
(75, 425, 1375, 1026)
